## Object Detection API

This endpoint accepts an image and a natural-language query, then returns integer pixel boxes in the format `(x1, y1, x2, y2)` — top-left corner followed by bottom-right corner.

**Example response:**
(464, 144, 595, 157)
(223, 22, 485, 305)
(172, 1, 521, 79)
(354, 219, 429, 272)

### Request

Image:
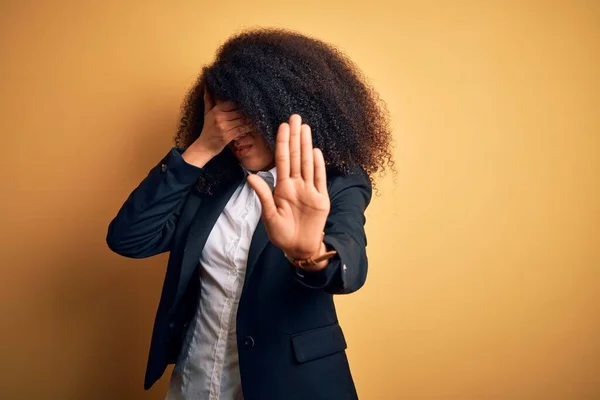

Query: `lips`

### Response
(233, 144, 252, 157)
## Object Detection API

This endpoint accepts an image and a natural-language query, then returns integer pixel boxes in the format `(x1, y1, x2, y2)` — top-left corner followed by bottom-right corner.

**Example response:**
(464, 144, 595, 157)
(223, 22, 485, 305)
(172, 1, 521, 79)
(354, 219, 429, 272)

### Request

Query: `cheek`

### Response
(259, 143, 274, 158)
(252, 145, 274, 165)
(251, 137, 268, 153)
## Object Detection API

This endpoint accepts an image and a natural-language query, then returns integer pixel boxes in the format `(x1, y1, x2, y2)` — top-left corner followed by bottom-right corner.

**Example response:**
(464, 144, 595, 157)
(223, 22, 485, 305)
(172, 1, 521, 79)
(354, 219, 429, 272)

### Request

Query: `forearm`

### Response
(181, 140, 217, 168)
(290, 168, 372, 294)
(291, 232, 367, 294)
(106, 147, 206, 258)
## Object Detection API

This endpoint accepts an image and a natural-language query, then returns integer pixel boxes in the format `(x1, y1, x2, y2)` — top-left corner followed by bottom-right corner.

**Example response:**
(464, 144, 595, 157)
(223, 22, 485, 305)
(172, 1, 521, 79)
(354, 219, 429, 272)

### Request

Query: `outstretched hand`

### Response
(247, 114, 330, 260)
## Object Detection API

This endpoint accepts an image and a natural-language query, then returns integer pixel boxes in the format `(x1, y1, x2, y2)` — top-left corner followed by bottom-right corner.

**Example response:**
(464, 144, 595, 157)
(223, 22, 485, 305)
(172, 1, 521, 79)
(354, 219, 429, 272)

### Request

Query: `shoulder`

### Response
(326, 166, 372, 204)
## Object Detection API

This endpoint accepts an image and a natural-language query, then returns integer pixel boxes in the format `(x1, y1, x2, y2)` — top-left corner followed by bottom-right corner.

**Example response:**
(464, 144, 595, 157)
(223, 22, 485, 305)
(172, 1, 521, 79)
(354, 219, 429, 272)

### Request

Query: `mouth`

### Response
(232, 144, 253, 157)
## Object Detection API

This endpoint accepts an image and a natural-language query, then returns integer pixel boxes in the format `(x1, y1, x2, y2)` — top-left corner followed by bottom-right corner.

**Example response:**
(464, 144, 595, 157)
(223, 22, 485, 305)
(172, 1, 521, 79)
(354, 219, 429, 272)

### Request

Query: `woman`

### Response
(106, 28, 392, 400)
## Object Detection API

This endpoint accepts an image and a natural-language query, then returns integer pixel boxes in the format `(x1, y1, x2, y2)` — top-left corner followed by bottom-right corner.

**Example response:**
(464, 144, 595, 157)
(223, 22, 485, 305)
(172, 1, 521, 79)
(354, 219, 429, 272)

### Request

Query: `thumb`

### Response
(246, 174, 277, 220)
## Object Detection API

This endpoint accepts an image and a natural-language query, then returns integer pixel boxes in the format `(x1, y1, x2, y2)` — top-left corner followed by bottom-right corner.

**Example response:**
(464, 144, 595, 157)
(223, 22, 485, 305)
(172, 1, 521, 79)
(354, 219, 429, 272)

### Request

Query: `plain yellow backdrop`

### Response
(1, 1, 598, 399)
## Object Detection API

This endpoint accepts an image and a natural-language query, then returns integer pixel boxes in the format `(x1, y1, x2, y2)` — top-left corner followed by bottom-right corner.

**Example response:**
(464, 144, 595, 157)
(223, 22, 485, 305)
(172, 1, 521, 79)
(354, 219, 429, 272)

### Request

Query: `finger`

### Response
(203, 88, 215, 115)
(289, 114, 302, 178)
(220, 111, 244, 121)
(215, 100, 238, 112)
(247, 174, 278, 220)
(300, 123, 314, 184)
(230, 132, 249, 142)
(313, 148, 327, 194)
(225, 123, 254, 139)
(275, 122, 290, 180)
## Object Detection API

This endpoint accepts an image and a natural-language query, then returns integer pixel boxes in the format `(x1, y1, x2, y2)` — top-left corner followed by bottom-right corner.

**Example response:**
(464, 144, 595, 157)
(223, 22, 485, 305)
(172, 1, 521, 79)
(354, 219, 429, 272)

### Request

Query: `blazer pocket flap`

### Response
(291, 323, 347, 363)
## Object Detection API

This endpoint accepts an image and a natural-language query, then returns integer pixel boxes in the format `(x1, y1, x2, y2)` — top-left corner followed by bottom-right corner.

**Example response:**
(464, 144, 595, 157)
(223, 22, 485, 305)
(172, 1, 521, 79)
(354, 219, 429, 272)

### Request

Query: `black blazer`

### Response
(106, 147, 372, 400)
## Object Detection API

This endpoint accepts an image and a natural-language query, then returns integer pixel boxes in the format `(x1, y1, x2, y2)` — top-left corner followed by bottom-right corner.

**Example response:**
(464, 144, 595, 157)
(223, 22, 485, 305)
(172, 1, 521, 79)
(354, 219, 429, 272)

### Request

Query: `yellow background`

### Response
(1, 1, 598, 399)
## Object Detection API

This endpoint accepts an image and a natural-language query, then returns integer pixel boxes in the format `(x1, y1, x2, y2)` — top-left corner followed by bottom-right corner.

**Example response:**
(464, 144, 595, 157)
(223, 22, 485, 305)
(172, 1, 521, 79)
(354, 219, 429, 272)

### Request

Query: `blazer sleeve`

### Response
(291, 167, 372, 294)
(106, 147, 204, 258)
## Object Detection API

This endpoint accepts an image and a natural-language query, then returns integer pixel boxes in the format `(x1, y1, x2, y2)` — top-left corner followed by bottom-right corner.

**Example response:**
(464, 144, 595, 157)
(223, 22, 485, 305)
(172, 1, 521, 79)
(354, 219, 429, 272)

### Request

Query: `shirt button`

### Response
(243, 336, 255, 348)
(161, 163, 167, 173)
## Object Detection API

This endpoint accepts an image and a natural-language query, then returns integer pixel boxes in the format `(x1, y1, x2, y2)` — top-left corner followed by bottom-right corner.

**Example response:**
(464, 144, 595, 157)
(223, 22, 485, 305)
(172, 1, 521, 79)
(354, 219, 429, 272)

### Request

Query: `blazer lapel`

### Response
(173, 170, 244, 308)
(244, 218, 270, 285)
(245, 169, 278, 285)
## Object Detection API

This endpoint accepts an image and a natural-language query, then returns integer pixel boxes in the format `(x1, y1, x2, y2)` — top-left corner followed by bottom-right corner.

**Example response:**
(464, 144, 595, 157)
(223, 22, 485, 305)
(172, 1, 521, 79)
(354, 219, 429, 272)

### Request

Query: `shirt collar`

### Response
(241, 164, 277, 188)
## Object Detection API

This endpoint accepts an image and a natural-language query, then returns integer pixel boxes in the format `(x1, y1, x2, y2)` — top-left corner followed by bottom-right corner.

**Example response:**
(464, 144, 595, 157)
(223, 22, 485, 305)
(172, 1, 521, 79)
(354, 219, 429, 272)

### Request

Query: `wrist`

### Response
(283, 231, 327, 260)
(283, 241, 322, 260)
(285, 242, 333, 272)
(182, 140, 218, 168)
(304, 242, 329, 271)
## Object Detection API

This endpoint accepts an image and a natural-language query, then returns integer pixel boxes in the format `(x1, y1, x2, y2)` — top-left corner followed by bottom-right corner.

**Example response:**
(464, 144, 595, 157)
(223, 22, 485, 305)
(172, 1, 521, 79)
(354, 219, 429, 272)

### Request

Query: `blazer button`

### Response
(243, 336, 255, 348)
(161, 163, 167, 173)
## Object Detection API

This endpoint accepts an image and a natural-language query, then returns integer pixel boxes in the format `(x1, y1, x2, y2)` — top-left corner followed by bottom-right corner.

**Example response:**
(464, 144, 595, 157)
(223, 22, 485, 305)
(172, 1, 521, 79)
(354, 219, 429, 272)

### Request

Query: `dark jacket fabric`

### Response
(106, 147, 372, 400)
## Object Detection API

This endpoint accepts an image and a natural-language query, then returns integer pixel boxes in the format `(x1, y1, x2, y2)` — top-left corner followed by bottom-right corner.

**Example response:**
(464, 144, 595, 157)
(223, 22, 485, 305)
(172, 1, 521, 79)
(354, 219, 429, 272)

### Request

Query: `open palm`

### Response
(247, 114, 330, 259)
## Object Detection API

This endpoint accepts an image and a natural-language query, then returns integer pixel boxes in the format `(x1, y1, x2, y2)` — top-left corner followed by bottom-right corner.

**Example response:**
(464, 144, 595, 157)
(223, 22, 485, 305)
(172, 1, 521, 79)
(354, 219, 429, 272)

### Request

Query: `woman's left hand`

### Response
(247, 114, 330, 260)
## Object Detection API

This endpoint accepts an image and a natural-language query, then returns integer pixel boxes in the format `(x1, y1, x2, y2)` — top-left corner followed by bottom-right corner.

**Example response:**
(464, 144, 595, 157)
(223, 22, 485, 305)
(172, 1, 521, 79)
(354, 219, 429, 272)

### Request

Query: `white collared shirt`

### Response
(166, 165, 277, 400)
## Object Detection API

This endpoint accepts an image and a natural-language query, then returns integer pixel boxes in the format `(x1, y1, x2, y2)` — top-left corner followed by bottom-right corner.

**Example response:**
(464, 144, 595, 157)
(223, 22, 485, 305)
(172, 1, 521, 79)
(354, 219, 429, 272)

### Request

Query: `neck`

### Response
(247, 161, 276, 174)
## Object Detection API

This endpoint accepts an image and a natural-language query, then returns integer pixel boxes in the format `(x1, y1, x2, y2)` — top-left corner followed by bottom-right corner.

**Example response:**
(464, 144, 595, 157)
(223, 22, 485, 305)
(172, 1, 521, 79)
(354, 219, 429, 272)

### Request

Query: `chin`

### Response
(239, 157, 273, 172)
(239, 160, 263, 172)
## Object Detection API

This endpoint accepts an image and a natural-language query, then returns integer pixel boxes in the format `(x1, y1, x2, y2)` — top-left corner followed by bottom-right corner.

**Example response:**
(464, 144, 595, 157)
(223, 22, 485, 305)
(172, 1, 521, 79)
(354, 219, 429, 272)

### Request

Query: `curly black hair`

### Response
(174, 27, 393, 194)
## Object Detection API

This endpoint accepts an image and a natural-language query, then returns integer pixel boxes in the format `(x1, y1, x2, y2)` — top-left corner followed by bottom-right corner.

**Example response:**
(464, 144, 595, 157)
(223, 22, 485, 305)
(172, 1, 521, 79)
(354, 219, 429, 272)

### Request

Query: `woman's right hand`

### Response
(182, 88, 253, 167)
